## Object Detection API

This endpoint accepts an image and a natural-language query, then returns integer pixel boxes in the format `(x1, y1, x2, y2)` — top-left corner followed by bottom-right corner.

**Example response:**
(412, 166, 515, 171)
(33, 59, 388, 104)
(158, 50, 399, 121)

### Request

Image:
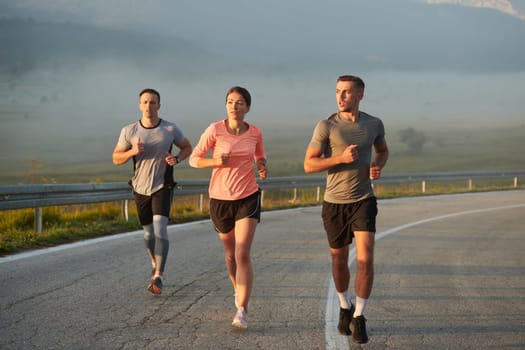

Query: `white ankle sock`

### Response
(337, 291, 351, 309)
(354, 296, 368, 317)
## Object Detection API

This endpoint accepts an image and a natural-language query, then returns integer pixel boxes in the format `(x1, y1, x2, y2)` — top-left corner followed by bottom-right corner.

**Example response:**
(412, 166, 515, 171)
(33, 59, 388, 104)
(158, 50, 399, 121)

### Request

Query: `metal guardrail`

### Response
(1, 171, 524, 233)
(0, 177, 326, 211)
(1, 171, 524, 211)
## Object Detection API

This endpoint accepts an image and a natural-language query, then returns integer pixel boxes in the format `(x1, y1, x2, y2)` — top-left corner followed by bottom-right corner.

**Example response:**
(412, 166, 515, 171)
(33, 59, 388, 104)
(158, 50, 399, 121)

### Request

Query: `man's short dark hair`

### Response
(337, 75, 365, 92)
(139, 88, 161, 103)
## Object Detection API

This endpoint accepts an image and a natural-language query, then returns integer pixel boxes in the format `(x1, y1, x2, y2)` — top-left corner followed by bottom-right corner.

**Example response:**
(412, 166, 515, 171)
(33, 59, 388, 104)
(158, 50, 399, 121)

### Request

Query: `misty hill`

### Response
(233, 0, 525, 74)
(0, 18, 219, 77)
(3, 0, 525, 78)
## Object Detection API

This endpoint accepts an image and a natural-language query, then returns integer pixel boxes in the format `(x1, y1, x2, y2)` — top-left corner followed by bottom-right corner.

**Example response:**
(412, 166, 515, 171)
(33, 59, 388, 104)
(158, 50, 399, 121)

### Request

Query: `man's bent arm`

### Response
(112, 145, 135, 166)
(304, 146, 344, 173)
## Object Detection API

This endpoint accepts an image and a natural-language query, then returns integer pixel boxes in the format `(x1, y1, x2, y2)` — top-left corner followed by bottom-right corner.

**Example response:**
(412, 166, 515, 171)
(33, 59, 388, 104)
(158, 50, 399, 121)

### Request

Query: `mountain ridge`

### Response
(2, 2, 525, 78)
(425, 0, 525, 19)
(0, 17, 218, 77)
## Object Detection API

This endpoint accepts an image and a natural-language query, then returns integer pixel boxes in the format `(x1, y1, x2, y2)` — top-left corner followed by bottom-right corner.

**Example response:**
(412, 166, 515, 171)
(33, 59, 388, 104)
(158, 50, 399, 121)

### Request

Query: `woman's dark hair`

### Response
(226, 86, 251, 107)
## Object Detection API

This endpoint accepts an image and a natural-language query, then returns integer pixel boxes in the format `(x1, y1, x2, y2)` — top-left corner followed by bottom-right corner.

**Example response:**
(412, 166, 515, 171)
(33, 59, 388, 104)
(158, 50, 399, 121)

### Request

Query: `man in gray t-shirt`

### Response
(304, 75, 389, 344)
(113, 88, 192, 295)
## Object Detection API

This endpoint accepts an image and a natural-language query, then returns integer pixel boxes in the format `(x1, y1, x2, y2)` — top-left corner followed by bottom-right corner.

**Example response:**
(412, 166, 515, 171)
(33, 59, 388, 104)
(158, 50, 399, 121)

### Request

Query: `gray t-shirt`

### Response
(308, 112, 386, 204)
(117, 119, 186, 196)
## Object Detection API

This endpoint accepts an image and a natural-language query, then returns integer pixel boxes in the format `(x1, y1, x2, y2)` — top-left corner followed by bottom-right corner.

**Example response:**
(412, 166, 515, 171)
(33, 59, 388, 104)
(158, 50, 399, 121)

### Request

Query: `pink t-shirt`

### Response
(189, 120, 266, 200)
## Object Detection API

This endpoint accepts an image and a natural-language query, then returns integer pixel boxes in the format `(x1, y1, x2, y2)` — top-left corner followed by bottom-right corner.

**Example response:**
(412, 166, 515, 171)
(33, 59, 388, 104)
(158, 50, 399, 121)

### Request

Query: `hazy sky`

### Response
(2, 0, 524, 113)
(1, 0, 524, 177)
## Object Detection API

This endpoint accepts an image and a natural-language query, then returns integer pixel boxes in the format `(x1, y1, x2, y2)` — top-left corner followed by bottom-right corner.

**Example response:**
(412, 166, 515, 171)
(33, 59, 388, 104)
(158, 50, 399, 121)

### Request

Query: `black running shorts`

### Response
(321, 197, 377, 249)
(133, 187, 173, 226)
(210, 190, 261, 233)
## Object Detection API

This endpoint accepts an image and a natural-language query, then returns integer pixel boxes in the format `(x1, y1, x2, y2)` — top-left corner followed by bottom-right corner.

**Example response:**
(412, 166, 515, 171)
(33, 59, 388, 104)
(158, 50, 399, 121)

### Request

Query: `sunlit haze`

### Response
(1, 0, 524, 182)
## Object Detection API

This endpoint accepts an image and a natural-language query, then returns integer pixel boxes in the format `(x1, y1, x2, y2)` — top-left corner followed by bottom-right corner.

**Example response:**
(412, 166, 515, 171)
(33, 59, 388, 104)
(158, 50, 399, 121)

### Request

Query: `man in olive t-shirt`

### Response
(304, 75, 389, 344)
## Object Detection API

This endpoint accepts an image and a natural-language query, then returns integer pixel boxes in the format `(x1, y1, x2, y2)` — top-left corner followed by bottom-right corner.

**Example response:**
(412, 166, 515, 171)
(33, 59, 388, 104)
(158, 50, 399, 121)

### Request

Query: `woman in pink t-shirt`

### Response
(189, 86, 267, 329)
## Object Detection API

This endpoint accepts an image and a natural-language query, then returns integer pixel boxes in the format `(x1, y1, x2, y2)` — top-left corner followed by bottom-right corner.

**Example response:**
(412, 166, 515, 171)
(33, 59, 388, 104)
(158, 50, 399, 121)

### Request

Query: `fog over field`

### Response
(1, 0, 524, 183)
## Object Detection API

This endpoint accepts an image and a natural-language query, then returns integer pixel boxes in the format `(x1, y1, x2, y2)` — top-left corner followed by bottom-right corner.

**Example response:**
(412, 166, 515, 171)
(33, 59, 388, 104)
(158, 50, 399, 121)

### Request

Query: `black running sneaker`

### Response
(337, 303, 355, 336)
(350, 315, 369, 344)
(147, 276, 163, 295)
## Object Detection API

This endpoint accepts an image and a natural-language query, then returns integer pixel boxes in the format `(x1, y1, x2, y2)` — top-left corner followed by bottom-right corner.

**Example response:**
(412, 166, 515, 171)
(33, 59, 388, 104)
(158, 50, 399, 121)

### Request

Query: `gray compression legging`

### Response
(143, 215, 170, 273)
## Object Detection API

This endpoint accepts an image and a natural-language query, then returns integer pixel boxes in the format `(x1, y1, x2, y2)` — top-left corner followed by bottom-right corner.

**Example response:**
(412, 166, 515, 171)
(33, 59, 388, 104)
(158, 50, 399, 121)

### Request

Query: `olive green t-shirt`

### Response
(308, 111, 386, 204)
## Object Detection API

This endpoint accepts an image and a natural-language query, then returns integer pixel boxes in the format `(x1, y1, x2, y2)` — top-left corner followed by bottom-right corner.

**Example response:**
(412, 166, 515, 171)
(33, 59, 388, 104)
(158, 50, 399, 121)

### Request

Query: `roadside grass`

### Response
(1, 180, 522, 257)
(0, 204, 139, 254)
(0, 196, 212, 256)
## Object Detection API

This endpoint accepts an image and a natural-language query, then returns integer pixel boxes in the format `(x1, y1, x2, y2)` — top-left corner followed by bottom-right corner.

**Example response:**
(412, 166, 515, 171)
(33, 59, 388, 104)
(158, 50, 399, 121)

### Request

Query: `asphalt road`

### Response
(1, 190, 524, 349)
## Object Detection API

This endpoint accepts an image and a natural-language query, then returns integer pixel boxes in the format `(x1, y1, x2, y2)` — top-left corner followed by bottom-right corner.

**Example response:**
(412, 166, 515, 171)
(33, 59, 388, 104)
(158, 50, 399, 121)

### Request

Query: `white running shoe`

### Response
(232, 307, 248, 329)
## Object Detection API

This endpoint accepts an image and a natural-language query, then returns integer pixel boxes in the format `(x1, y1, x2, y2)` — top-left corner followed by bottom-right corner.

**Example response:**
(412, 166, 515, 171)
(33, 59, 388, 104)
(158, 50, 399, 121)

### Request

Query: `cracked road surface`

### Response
(1, 190, 524, 349)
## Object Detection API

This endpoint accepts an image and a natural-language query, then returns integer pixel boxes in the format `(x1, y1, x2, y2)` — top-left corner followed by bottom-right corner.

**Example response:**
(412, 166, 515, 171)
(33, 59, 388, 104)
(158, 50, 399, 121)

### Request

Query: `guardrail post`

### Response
(34, 207, 43, 234)
(316, 186, 320, 202)
(514, 177, 518, 188)
(121, 200, 129, 222)
(291, 188, 297, 203)
(468, 179, 473, 191)
(422, 181, 426, 193)
(199, 194, 204, 212)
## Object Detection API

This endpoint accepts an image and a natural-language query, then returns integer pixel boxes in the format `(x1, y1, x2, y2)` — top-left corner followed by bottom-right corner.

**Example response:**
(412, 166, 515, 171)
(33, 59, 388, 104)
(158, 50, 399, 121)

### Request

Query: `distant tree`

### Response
(398, 127, 427, 154)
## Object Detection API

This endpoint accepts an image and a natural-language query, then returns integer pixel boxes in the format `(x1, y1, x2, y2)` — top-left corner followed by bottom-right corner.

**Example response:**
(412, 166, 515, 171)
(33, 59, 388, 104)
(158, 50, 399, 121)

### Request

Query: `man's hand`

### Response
(165, 152, 177, 166)
(131, 137, 144, 156)
(341, 144, 358, 163)
(369, 161, 381, 180)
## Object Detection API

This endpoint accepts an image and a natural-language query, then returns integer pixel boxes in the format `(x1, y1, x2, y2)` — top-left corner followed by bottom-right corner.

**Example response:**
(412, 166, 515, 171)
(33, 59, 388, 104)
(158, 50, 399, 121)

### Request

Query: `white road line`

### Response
(324, 202, 525, 349)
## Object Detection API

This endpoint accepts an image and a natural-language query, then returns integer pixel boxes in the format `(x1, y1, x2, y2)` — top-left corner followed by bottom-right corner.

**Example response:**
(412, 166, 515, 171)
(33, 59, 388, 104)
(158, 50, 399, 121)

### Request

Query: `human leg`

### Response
(347, 230, 374, 342)
(232, 217, 257, 312)
(322, 201, 357, 334)
(143, 189, 172, 295)
(152, 215, 170, 275)
(133, 192, 157, 275)
(218, 228, 237, 292)
(211, 196, 237, 304)
(144, 216, 169, 295)
(348, 198, 377, 344)
(150, 188, 173, 276)
(353, 230, 375, 303)
(330, 245, 350, 294)
(212, 191, 259, 327)
(143, 224, 156, 276)
(330, 245, 355, 335)
(323, 201, 354, 300)
(217, 219, 255, 328)
(230, 217, 256, 329)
